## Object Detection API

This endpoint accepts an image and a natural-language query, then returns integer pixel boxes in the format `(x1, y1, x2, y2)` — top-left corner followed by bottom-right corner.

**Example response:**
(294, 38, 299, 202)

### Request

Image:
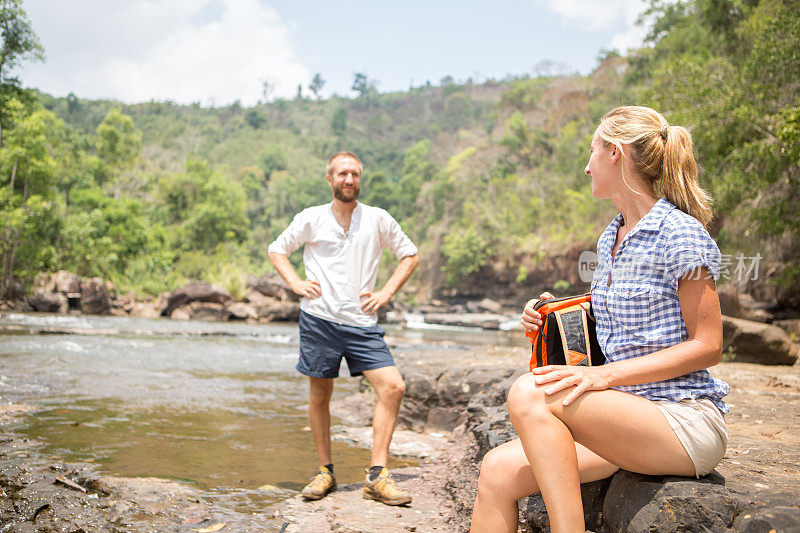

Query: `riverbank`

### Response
(2, 337, 798, 531)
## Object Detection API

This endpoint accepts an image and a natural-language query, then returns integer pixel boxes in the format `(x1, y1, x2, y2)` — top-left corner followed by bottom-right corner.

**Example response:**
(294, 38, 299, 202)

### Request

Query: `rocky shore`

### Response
(4, 340, 798, 532)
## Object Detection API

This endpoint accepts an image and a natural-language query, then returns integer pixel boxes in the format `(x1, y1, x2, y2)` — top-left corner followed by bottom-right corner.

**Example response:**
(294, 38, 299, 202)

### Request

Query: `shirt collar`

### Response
(598, 198, 675, 258)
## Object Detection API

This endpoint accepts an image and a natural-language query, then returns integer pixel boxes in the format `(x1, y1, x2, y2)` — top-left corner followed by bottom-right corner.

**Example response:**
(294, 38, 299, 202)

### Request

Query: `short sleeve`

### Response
(378, 210, 418, 260)
(664, 220, 721, 282)
(267, 210, 311, 255)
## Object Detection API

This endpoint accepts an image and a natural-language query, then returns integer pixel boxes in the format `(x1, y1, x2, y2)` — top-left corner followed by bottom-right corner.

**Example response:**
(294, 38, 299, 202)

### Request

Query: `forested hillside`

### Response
(2, 0, 798, 308)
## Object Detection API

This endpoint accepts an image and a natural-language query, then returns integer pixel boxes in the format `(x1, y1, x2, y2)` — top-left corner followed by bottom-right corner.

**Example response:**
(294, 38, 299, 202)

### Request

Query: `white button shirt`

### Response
(268, 202, 418, 327)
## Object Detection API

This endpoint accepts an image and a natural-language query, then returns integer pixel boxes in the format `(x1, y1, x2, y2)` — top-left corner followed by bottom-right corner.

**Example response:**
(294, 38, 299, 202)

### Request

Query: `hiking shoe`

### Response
(301, 465, 336, 500)
(362, 467, 412, 506)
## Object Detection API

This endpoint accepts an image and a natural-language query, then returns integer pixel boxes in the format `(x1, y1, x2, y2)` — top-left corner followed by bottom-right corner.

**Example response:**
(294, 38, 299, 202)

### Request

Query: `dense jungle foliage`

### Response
(1, 0, 798, 305)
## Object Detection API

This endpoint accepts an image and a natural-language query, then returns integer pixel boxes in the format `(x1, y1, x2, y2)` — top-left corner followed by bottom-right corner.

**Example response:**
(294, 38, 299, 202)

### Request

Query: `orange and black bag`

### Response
(525, 293, 604, 372)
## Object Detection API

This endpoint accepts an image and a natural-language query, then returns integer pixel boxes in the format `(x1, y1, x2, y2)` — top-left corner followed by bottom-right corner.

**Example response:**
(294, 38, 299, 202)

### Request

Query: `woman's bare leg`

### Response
(507, 373, 694, 533)
(470, 438, 619, 533)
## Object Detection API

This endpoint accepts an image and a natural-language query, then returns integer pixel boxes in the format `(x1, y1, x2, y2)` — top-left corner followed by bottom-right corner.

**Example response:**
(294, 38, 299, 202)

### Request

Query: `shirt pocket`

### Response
(606, 285, 653, 342)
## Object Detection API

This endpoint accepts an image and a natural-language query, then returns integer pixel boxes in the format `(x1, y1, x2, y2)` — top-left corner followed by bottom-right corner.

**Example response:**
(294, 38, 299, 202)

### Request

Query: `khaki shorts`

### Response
(654, 398, 728, 477)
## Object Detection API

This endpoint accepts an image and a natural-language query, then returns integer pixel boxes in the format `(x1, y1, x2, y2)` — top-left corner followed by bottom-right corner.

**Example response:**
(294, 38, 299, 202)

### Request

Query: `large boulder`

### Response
(248, 272, 298, 302)
(227, 302, 258, 321)
(601, 470, 800, 533)
(162, 282, 232, 317)
(717, 285, 773, 323)
(80, 277, 111, 315)
(28, 291, 67, 313)
(722, 315, 799, 365)
(129, 303, 163, 319)
(254, 297, 300, 321)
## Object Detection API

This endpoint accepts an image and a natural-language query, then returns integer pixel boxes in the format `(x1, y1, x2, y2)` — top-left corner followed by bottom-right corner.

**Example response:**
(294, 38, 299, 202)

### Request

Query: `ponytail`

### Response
(597, 106, 714, 227)
(661, 126, 713, 227)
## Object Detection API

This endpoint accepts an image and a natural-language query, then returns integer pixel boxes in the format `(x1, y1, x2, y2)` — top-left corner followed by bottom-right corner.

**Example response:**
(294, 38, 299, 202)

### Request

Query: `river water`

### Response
(0, 312, 519, 518)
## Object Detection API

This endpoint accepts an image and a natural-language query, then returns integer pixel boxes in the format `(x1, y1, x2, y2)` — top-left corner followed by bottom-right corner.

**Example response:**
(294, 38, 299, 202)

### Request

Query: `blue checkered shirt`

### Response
(591, 199, 730, 413)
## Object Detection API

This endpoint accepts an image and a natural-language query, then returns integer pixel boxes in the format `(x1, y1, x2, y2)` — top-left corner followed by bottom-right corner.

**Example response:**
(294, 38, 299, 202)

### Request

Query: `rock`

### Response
(255, 298, 300, 321)
(422, 312, 508, 330)
(775, 319, 800, 342)
(129, 303, 162, 319)
(28, 291, 68, 313)
(248, 272, 298, 302)
(4, 278, 25, 300)
(162, 282, 232, 316)
(243, 289, 272, 307)
(522, 478, 612, 533)
(722, 315, 799, 365)
(227, 302, 257, 320)
(188, 302, 232, 321)
(477, 298, 503, 314)
(717, 285, 773, 323)
(80, 278, 111, 315)
(718, 284, 743, 318)
(170, 306, 191, 320)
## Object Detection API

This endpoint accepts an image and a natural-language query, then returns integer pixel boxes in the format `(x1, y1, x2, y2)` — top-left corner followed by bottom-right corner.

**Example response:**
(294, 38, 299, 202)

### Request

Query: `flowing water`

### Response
(0, 312, 519, 519)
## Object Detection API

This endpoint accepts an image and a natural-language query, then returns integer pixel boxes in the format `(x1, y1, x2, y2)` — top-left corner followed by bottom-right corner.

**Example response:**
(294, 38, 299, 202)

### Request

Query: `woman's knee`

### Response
(507, 373, 548, 422)
(477, 447, 512, 494)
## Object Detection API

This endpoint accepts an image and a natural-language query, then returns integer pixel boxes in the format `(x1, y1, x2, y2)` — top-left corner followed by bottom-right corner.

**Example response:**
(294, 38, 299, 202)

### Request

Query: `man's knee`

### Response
(377, 377, 405, 402)
(507, 373, 548, 423)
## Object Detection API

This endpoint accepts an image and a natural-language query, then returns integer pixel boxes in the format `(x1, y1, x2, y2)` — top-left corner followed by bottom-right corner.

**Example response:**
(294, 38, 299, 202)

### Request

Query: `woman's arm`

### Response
(533, 266, 723, 405)
(600, 267, 723, 387)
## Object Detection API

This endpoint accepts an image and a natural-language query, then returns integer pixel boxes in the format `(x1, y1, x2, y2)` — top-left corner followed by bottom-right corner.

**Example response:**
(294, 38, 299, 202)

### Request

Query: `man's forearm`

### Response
(381, 254, 419, 297)
(269, 252, 303, 288)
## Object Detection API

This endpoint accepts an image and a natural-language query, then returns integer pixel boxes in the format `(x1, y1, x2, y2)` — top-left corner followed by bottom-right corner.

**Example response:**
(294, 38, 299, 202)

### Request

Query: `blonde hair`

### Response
(326, 151, 362, 175)
(597, 106, 713, 227)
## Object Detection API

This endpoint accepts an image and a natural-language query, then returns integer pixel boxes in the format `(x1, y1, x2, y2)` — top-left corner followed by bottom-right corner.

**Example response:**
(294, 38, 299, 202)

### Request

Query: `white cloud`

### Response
(533, 0, 650, 52)
(20, 0, 310, 105)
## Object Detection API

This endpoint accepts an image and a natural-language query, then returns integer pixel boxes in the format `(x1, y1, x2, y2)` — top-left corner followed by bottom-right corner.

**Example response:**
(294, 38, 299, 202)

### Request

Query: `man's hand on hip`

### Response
(291, 279, 321, 299)
(360, 289, 392, 315)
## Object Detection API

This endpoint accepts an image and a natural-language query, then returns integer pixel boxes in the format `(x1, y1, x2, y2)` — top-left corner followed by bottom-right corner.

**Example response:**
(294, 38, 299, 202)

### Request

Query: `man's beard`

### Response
(333, 183, 360, 202)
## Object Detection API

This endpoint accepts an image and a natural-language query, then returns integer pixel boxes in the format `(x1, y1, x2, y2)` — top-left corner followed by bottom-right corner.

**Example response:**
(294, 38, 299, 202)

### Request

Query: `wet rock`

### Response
(80, 277, 111, 315)
(162, 282, 232, 316)
(723, 315, 799, 365)
(248, 272, 299, 302)
(422, 312, 510, 330)
(28, 291, 68, 313)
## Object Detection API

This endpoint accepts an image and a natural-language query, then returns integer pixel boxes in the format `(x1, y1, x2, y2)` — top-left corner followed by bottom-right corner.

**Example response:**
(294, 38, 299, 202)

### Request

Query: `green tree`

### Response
(96, 108, 142, 188)
(0, 100, 64, 296)
(0, 0, 44, 145)
(331, 106, 347, 137)
(309, 73, 325, 99)
(441, 227, 489, 286)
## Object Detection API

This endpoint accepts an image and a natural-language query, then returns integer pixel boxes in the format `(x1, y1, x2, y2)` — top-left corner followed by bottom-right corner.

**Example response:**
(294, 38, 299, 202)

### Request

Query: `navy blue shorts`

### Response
(297, 311, 395, 378)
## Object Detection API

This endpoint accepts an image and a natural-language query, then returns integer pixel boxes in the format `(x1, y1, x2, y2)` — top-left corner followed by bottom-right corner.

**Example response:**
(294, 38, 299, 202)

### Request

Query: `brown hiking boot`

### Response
(301, 465, 336, 500)
(362, 467, 412, 506)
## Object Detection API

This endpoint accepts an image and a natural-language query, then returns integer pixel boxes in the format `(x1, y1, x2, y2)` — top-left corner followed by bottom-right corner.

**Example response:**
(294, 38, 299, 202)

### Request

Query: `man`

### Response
(268, 151, 419, 506)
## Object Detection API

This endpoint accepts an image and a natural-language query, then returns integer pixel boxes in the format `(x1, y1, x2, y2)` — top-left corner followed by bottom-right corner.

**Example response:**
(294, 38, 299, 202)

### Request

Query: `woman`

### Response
(470, 106, 730, 533)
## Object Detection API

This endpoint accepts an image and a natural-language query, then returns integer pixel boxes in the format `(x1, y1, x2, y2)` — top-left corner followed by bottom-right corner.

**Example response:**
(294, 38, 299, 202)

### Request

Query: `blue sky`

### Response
(20, 0, 649, 105)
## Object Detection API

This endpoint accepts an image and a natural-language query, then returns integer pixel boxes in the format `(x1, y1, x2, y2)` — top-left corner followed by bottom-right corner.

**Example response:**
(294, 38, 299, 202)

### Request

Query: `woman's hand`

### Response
(531, 364, 612, 406)
(520, 292, 554, 332)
